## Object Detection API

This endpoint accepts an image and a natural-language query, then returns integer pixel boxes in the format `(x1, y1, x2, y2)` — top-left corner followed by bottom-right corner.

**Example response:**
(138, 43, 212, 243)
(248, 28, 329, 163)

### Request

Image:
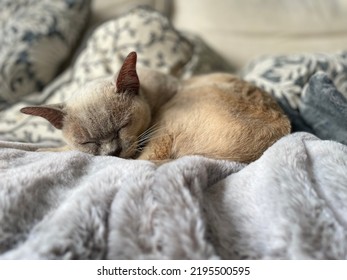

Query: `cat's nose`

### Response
(109, 147, 122, 157)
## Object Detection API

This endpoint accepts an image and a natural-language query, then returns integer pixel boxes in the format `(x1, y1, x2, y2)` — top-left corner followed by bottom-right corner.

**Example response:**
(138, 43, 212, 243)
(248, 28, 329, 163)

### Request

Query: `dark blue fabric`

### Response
(299, 73, 347, 145)
(276, 98, 314, 133)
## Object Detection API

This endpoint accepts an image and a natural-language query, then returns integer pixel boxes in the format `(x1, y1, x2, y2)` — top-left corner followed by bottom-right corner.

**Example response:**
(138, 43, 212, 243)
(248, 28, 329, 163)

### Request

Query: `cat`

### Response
(20, 51, 291, 163)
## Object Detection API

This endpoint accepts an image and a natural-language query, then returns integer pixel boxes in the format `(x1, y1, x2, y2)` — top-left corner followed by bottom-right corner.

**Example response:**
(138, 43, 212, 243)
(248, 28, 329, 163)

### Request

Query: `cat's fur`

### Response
(20, 52, 290, 163)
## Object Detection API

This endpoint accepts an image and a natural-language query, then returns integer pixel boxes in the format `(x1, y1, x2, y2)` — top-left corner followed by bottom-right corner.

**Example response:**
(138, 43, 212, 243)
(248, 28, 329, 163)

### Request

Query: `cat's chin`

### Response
(103, 149, 137, 159)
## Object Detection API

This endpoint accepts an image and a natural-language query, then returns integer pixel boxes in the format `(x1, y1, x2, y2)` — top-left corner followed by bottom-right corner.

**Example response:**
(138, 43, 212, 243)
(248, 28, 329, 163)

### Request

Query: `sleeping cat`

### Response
(20, 52, 290, 163)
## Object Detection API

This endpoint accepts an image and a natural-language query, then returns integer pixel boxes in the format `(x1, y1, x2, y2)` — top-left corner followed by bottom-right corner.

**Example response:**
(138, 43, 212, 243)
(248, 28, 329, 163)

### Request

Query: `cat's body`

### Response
(21, 52, 290, 163)
(139, 73, 290, 162)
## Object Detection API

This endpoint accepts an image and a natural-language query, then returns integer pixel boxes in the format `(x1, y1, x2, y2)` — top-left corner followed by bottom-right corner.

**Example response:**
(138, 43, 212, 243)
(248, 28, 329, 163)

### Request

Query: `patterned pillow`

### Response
(0, 7, 233, 144)
(0, 0, 91, 106)
(243, 52, 347, 141)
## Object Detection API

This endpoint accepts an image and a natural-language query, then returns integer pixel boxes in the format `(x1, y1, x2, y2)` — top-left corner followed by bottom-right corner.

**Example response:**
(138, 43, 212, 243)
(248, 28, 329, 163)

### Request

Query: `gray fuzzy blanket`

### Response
(1, 132, 347, 259)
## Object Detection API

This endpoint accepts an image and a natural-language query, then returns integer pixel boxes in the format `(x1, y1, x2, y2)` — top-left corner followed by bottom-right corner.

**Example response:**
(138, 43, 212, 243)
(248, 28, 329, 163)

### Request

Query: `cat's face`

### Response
(20, 52, 151, 158)
(63, 78, 151, 157)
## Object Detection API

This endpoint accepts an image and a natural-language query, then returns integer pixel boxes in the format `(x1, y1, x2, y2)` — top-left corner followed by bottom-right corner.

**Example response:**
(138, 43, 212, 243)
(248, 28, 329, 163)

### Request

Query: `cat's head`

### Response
(20, 52, 151, 158)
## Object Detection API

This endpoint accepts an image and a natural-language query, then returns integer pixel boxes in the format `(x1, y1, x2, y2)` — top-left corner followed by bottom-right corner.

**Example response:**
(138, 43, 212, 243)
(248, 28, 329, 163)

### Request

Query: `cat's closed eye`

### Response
(80, 141, 100, 146)
(117, 121, 130, 134)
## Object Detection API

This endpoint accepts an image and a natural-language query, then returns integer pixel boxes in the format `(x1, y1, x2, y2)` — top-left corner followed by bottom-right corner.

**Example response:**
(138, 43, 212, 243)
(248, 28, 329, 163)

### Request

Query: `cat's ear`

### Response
(116, 51, 139, 95)
(20, 104, 66, 130)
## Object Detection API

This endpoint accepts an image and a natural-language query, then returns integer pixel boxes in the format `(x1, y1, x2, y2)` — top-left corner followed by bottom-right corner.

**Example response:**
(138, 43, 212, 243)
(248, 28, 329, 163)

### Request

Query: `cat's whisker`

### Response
(125, 138, 147, 155)
(123, 128, 167, 157)
(137, 135, 160, 146)
(137, 126, 166, 144)
(137, 123, 162, 140)
(143, 123, 162, 134)
(137, 124, 157, 138)
(137, 134, 166, 146)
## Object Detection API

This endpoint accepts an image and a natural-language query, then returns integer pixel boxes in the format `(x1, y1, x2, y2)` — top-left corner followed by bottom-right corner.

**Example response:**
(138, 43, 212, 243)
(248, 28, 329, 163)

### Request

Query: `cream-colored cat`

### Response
(21, 52, 290, 163)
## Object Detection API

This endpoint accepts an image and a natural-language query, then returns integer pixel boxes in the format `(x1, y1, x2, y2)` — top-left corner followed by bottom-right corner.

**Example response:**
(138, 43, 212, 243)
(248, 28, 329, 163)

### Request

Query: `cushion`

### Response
(0, 7, 233, 144)
(0, 0, 91, 106)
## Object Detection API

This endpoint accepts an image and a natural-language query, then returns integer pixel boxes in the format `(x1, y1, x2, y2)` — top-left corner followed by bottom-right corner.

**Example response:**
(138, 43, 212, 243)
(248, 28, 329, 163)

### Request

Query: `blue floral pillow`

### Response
(0, 0, 90, 106)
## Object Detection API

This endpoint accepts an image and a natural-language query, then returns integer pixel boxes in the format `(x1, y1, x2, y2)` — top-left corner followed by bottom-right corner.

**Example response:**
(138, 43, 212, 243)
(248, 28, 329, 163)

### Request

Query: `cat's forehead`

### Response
(67, 77, 131, 121)
(74, 78, 115, 100)
(68, 77, 127, 110)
